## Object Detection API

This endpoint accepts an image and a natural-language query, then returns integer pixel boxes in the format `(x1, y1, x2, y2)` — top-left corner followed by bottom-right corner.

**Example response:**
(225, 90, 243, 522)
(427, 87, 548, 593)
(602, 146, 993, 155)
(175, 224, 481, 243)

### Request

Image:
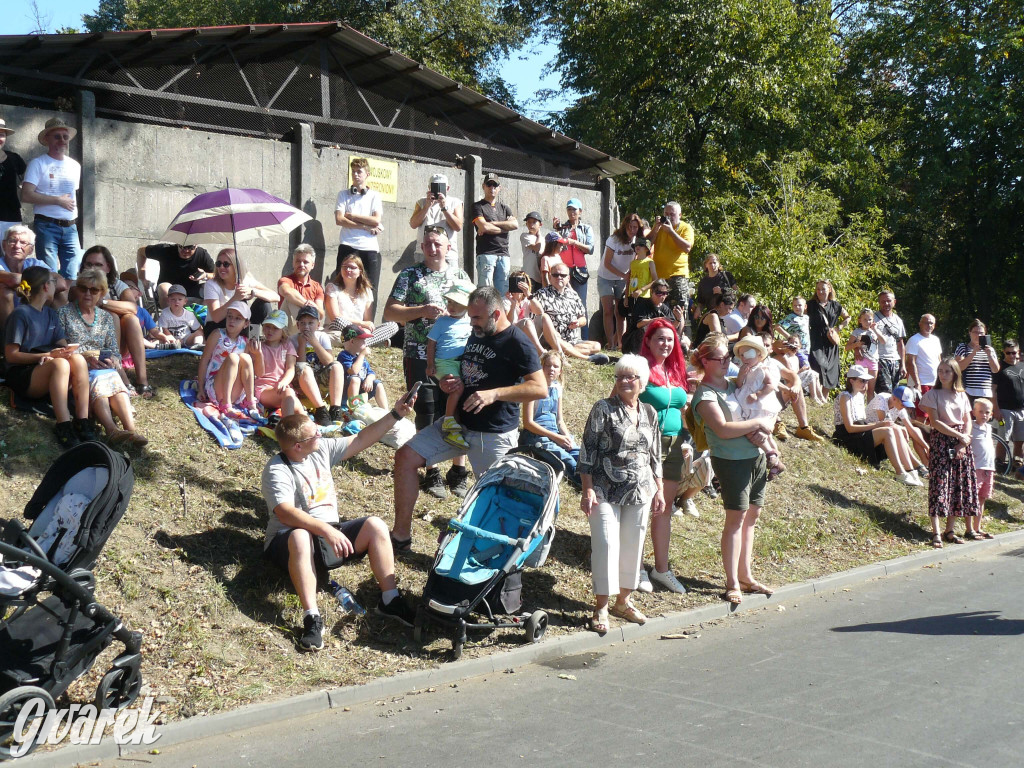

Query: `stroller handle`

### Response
(449, 519, 527, 551)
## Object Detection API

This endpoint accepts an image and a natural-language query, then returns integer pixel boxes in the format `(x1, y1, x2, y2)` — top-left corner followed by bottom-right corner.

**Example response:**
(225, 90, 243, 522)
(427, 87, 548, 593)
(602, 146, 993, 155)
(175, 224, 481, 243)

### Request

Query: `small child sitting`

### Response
(290, 305, 345, 426)
(521, 350, 580, 487)
(868, 385, 929, 470)
(156, 284, 204, 350)
(426, 280, 474, 448)
(249, 309, 302, 421)
(730, 336, 785, 478)
(338, 324, 388, 409)
(969, 398, 996, 540)
(196, 300, 257, 417)
(775, 334, 827, 405)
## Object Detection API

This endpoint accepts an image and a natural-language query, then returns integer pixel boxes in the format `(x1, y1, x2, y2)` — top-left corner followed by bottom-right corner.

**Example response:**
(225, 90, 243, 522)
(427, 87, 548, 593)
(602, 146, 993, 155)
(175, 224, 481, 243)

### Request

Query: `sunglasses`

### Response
(82, 286, 104, 295)
(614, 374, 640, 383)
(423, 225, 447, 235)
(551, 273, 570, 279)
(484, 181, 500, 188)
(653, 290, 669, 296)
(178, 245, 197, 251)
(215, 261, 233, 268)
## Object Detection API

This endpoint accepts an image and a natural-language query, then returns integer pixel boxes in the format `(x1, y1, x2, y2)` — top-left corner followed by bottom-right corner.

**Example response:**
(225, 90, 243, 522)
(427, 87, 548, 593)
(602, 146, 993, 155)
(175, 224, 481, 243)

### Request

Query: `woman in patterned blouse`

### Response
(579, 354, 664, 634)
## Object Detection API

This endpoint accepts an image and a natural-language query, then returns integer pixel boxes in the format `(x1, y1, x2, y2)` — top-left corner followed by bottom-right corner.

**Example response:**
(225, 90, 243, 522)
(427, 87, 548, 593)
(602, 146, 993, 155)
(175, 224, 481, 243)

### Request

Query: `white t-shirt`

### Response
(971, 422, 995, 471)
(905, 333, 943, 386)
(336, 188, 382, 251)
(415, 195, 462, 257)
(599, 235, 633, 281)
(325, 282, 373, 326)
(723, 310, 745, 336)
(519, 231, 541, 282)
(203, 275, 258, 305)
(867, 392, 907, 424)
(24, 154, 80, 220)
(157, 306, 201, 339)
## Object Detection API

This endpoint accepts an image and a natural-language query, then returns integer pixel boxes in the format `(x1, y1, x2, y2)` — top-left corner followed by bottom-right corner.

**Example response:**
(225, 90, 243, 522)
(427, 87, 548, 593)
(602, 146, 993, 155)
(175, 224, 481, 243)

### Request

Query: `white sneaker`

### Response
(637, 569, 653, 593)
(910, 471, 925, 486)
(650, 568, 687, 594)
(683, 498, 700, 518)
(672, 507, 684, 518)
(896, 472, 920, 486)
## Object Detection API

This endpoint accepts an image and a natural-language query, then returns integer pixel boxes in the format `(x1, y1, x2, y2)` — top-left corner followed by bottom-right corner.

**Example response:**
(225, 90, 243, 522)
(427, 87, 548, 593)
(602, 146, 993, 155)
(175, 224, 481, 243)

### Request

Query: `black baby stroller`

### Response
(414, 448, 562, 659)
(0, 442, 142, 759)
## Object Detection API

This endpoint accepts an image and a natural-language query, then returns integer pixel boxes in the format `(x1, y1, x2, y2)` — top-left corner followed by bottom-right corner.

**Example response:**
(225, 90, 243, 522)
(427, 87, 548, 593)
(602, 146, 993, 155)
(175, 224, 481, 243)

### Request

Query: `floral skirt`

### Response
(927, 429, 978, 518)
(88, 369, 129, 401)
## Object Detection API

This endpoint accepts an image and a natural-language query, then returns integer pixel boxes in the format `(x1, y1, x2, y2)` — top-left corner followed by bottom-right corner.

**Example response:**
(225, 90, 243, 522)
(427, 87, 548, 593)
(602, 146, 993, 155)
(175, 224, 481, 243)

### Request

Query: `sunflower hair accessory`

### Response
(18, 279, 31, 293)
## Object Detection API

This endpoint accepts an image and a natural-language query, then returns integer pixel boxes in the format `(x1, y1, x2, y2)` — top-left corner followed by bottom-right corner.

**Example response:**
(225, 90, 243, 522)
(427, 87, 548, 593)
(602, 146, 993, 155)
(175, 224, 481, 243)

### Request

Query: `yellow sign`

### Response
(351, 157, 399, 203)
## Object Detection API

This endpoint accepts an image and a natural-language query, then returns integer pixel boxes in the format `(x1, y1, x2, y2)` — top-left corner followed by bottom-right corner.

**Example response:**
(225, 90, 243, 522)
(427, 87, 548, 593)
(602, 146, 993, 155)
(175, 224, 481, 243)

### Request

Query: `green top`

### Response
(639, 383, 688, 436)
(692, 381, 759, 460)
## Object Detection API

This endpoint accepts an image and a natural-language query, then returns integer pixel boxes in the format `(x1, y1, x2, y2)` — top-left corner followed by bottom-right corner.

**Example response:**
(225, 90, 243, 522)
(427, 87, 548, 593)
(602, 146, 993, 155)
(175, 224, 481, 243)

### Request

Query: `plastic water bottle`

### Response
(329, 580, 365, 615)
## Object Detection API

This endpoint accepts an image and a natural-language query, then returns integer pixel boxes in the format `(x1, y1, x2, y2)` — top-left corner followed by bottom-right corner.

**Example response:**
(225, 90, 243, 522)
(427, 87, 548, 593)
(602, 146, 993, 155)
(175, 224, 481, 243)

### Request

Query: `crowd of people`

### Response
(3, 120, 1024, 653)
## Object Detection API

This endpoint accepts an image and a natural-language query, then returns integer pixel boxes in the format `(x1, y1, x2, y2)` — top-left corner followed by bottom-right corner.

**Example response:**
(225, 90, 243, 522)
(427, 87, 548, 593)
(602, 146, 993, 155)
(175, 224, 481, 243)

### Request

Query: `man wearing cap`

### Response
(277, 243, 325, 332)
(530, 265, 607, 363)
(519, 211, 544, 289)
(384, 227, 472, 498)
(136, 240, 215, 308)
(21, 117, 83, 279)
(471, 172, 517, 296)
(648, 202, 694, 330)
(0, 118, 27, 243)
(336, 157, 384, 297)
(409, 173, 463, 268)
(873, 289, 907, 394)
(553, 199, 595, 320)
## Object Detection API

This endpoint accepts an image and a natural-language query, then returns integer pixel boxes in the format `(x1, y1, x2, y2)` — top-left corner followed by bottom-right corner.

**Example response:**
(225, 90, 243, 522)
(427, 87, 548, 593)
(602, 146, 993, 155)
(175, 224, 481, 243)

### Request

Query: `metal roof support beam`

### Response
(102, 50, 144, 89)
(228, 47, 262, 108)
(406, 83, 461, 106)
(264, 50, 310, 111)
(155, 43, 226, 92)
(119, 28, 199, 69)
(360, 64, 422, 90)
(327, 43, 382, 127)
(338, 47, 395, 73)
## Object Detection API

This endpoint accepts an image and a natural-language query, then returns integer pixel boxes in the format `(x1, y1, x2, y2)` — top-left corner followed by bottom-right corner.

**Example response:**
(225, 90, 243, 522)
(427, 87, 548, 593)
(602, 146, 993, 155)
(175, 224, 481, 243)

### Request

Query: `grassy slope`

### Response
(2, 349, 1022, 719)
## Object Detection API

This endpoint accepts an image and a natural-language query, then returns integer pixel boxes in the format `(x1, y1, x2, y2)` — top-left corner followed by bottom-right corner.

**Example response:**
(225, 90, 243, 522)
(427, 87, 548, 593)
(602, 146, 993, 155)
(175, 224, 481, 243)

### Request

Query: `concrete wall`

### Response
(1, 98, 613, 321)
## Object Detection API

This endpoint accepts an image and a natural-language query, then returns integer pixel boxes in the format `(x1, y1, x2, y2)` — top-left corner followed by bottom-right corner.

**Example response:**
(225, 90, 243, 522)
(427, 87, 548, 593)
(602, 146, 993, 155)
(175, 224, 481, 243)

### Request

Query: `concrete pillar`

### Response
(462, 154, 482, 279)
(599, 176, 615, 257)
(76, 90, 96, 248)
(290, 121, 314, 269)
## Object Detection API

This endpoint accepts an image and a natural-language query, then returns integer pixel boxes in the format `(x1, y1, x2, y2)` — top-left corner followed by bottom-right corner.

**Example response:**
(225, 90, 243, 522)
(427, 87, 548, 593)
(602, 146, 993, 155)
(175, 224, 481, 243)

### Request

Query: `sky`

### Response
(11, 0, 576, 117)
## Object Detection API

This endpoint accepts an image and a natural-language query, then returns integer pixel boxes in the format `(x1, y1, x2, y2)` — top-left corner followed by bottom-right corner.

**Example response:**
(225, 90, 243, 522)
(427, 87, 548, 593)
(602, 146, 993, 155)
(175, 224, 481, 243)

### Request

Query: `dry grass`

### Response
(2, 348, 1023, 720)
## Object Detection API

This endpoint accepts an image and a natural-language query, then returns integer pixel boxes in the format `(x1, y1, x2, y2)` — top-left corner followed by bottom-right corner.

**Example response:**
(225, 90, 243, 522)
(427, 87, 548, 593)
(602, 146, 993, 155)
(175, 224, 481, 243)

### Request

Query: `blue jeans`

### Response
(476, 252, 510, 296)
(34, 219, 82, 279)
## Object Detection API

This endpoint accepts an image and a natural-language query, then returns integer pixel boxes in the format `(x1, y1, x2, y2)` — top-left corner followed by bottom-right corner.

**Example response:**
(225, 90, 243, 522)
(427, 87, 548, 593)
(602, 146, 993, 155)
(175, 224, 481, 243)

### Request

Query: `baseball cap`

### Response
(483, 172, 500, 185)
(262, 309, 288, 329)
(167, 284, 187, 297)
(566, 198, 583, 210)
(225, 300, 251, 320)
(430, 173, 448, 185)
(892, 385, 916, 409)
(443, 279, 476, 307)
(633, 237, 651, 250)
(296, 305, 320, 321)
(545, 231, 565, 244)
(524, 211, 542, 223)
(342, 324, 372, 341)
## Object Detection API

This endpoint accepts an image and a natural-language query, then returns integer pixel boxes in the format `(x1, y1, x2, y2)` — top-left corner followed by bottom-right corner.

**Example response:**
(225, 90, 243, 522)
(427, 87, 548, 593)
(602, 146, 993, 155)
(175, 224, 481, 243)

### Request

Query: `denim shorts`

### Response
(597, 276, 626, 299)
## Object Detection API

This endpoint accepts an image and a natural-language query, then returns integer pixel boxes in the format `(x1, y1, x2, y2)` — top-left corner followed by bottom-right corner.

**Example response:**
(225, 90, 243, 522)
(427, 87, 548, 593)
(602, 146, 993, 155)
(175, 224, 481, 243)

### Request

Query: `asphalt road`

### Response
(97, 547, 1024, 768)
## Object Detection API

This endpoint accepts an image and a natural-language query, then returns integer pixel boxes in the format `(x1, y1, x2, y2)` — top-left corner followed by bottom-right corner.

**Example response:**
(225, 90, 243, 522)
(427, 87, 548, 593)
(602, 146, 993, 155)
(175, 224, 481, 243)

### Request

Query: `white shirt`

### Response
(905, 332, 943, 386)
(336, 188, 382, 251)
(971, 422, 995, 471)
(598, 235, 633, 281)
(24, 154, 80, 220)
(415, 195, 462, 257)
(723, 310, 745, 336)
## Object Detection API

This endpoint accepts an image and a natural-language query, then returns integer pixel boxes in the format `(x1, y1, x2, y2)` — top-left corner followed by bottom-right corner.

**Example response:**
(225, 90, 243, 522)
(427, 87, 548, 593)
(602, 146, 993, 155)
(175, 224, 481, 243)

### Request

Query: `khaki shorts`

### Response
(711, 453, 767, 510)
(406, 420, 518, 476)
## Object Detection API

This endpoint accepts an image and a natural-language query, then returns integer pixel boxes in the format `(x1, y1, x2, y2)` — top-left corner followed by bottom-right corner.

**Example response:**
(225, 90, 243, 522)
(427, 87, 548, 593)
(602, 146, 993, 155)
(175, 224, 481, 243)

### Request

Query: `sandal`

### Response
(389, 534, 412, 554)
(739, 580, 774, 596)
(931, 535, 943, 549)
(724, 587, 743, 605)
(608, 600, 647, 625)
(976, 531, 995, 540)
(942, 531, 965, 545)
(590, 608, 609, 635)
(140, 384, 156, 400)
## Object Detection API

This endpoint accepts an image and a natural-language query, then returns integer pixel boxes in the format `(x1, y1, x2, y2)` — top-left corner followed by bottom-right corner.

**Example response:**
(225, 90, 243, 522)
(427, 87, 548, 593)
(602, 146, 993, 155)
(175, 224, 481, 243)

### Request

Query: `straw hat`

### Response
(0, 118, 14, 136)
(734, 335, 768, 362)
(38, 117, 77, 145)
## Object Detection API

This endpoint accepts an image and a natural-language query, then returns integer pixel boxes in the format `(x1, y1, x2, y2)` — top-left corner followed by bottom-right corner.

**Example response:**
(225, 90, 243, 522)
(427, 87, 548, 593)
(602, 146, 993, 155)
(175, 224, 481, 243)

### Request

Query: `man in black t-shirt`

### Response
(136, 242, 215, 307)
(471, 172, 518, 297)
(994, 340, 1024, 468)
(390, 285, 546, 551)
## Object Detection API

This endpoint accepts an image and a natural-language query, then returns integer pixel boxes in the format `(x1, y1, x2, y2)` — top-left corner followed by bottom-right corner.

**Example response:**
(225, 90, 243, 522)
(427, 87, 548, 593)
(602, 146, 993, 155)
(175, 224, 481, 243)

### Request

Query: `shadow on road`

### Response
(832, 610, 1024, 636)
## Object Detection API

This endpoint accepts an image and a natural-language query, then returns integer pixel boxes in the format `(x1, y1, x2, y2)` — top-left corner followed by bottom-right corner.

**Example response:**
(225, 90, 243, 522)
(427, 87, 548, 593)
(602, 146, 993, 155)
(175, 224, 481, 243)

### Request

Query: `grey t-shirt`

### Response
(261, 436, 353, 548)
(872, 311, 906, 361)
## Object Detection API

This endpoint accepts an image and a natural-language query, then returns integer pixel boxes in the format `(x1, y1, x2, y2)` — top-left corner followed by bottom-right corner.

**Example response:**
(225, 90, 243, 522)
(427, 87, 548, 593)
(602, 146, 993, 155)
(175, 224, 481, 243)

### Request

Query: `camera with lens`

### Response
(659, 215, 669, 225)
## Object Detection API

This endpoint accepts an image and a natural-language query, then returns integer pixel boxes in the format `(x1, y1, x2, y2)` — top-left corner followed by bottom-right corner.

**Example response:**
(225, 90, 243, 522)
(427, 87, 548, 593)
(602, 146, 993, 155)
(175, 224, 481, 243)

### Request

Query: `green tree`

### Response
(707, 153, 903, 321)
(843, 0, 1024, 341)
(81, 0, 534, 105)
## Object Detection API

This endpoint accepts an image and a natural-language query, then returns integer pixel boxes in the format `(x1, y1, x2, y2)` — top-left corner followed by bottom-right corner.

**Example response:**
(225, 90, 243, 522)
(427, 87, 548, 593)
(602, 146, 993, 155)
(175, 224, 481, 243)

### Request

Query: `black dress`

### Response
(809, 299, 843, 390)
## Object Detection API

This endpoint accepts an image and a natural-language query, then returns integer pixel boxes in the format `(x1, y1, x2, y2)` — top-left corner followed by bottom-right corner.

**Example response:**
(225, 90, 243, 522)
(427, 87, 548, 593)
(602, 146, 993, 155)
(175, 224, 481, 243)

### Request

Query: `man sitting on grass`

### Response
(261, 407, 417, 652)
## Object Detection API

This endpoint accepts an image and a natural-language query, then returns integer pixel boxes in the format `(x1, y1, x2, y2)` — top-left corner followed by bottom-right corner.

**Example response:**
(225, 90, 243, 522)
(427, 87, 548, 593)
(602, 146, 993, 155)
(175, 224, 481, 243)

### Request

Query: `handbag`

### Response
(279, 453, 346, 570)
(570, 266, 589, 285)
(826, 327, 840, 347)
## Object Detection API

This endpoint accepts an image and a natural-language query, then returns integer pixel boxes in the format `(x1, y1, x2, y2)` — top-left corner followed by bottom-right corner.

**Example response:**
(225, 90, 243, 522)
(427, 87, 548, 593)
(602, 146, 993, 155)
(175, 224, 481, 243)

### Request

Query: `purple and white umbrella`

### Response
(161, 187, 311, 246)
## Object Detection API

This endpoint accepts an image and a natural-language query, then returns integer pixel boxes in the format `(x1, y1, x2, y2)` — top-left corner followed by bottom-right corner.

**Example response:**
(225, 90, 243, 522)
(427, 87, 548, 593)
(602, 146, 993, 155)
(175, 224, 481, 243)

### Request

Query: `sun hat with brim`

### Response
(892, 384, 916, 409)
(443, 278, 476, 307)
(38, 117, 77, 145)
(225, 300, 251, 320)
(846, 364, 873, 380)
(734, 336, 768, 362)
(262, 309, 288, 329)
(0, 119, 14, 136)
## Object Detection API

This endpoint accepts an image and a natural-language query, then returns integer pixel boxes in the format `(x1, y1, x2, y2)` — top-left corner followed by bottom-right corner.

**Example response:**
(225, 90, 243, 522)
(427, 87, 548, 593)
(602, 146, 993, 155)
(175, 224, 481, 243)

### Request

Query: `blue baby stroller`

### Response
(414, 448, 562, 659)
(0, 442, 142, 759)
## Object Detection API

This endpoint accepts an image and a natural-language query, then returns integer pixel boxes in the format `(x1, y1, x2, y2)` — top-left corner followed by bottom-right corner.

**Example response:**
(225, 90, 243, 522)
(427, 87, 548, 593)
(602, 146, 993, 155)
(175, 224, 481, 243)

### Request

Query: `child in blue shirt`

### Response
(426, 279, 474, 448)
(338, 324, 388, 409)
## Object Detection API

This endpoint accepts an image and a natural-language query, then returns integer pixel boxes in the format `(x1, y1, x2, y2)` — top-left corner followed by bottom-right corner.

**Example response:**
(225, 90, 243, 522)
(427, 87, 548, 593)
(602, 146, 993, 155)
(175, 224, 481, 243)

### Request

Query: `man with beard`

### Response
(389, 286, 545, 552)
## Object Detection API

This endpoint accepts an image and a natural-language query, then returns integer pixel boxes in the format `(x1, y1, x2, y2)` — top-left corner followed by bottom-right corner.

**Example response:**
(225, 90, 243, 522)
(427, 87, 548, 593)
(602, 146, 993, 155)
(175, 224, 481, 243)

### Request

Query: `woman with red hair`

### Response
(637, 318, 692, 594)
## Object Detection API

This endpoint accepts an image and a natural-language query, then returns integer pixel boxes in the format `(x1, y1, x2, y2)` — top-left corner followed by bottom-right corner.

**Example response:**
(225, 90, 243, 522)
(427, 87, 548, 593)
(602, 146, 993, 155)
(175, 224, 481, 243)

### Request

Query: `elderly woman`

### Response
(203, 248, 279, 336)
(78, 244, 155, 398)
(621, 278, 684, 354)
(637, 319, 691, 594)
(808, 278, 849, 394)
(57, 268, 147, 446)
(692, 333, 776, 605)
(579, 354, 664, 633)
(954, 319, 1000, 401)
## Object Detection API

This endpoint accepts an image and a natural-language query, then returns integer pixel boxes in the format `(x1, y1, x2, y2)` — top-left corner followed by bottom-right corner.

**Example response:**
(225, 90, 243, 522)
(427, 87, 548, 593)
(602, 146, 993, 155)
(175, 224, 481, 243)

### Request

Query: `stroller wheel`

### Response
(95, 663, 142, 712)
(413, 605, 427, 644)
(524, 610, 548, 644)
(0, 685, 54, 759)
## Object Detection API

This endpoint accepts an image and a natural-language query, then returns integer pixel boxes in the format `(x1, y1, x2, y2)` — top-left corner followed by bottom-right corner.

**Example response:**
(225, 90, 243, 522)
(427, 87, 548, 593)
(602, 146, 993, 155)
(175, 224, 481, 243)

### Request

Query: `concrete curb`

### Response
(17, 528, 1024, 766)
